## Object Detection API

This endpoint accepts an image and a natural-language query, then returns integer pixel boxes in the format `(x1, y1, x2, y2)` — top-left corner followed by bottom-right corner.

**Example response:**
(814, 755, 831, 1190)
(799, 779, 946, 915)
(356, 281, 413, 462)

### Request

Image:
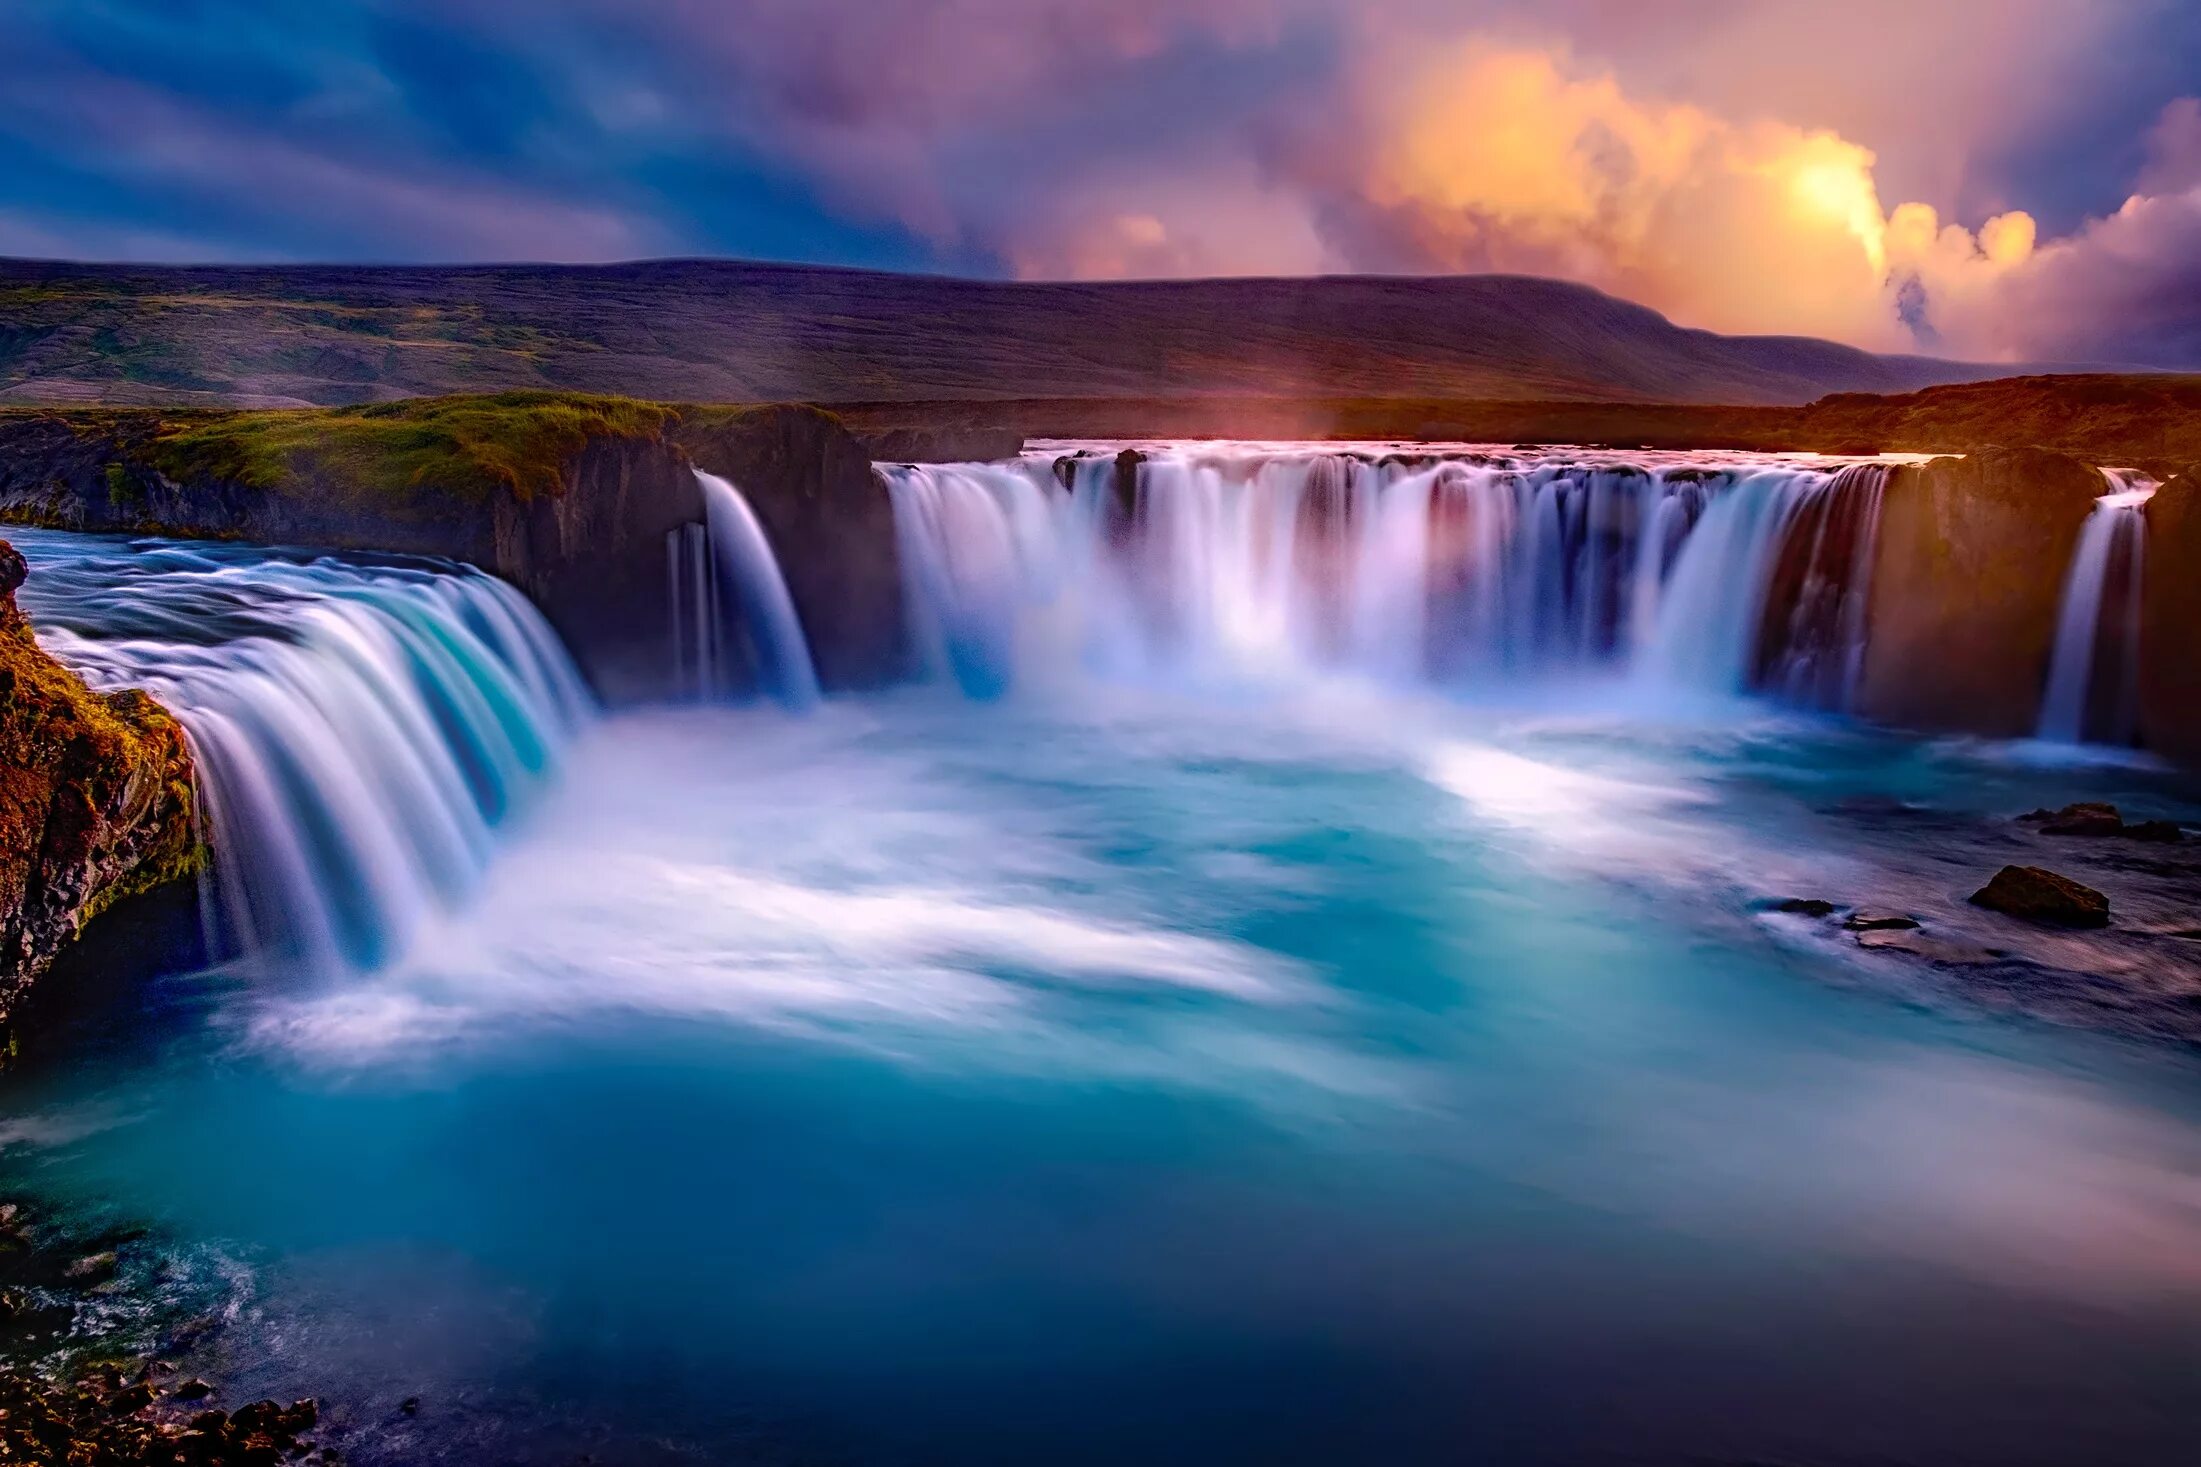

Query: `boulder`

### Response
(1857, 448, 2104, 735)
(2139, 469, 2201, 761)
(1969, 865, 2111, 928)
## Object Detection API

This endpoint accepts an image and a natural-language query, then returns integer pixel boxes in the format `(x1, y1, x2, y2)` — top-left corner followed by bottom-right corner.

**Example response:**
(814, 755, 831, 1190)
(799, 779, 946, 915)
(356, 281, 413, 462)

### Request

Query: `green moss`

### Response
(142, 390, 677, 509)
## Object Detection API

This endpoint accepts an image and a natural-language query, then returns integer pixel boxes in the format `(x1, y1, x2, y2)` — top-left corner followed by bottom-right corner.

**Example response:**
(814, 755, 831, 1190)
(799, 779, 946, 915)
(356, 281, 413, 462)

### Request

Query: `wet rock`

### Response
(1855, 928, 2006, 964)
(2031, 801, 2125, 836)
(174, 1377, 215, 1400)
(2126, 819, 2183, 843)
(1970, 865, 2111, 928)
(1843, 910, 1921, 931)
(106, 1381, 154, 1415)
(63, 1250, 117, 1283)
(400, 1395, 421, 1416)
(1772, 897, 1837, 918)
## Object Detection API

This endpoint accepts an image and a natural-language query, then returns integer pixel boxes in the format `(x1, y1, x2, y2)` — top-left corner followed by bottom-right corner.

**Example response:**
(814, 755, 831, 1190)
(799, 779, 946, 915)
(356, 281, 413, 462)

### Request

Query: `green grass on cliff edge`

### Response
(141, 391, 676, 507)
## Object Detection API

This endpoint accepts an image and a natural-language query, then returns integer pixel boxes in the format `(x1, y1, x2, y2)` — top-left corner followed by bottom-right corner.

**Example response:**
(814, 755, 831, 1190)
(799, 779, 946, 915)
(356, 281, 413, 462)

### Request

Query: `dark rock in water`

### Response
(2036, 801, 2125, 837)
(63, 1250, 117, 1282)
(1773, 897, 1838, 918)
(1855, 928, 2006, 964)
(106, 1381, 154, 1416)
(1843, 910, 1921, 931)
(2020, 803, 2184, 842)
(1111, 448, 1144, 519)
(174, 1378, 214, 1400)
(1970, 865, 2111, 928)
(400, 1395, 421, 1416)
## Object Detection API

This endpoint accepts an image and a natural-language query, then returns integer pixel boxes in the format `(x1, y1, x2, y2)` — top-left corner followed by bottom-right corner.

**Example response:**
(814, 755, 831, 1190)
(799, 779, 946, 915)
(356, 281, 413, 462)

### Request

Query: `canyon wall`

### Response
(0, 540, 200, 1025)
(1857, 448, 2103, 736)
(2140, 469, 2201, 762)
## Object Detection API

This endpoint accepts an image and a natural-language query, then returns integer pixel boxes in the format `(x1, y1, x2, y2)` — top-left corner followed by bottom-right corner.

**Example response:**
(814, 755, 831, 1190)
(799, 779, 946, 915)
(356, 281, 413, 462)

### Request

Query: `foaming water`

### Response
(2040, 468, 2155, 746)
(10, 529, 589, 972)
(5, 517, 2201, 1464)
(884, 443, 1899, 711)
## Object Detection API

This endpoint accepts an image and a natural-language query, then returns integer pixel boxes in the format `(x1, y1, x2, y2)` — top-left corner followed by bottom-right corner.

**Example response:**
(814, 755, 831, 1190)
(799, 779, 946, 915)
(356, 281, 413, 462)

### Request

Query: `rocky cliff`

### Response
(677, 405, 909, 688)
(1857, 448, 2105, 735)
(0, 541, 200, 1023)
(0, 397, 908, 700)
(2140, 469, 2201, 761)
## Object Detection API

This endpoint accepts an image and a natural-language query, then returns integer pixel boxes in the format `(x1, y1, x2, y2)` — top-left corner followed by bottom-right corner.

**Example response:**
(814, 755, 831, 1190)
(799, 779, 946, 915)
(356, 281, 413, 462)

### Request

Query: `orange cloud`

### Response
(1343, 43, 2039, 351)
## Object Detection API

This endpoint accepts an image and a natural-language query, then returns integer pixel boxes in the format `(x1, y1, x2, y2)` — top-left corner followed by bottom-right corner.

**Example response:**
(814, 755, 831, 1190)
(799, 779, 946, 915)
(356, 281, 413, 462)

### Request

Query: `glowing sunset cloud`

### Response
(2, 0, 2197, 364)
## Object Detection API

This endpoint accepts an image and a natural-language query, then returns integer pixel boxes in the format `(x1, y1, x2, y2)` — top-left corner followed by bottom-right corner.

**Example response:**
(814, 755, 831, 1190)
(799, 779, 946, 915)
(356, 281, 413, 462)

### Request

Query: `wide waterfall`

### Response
(885, 444, 1893, 707)
(2038, 469, 2155, 746)
(10, 530, 591, 973)
(669, 470, 821, 707)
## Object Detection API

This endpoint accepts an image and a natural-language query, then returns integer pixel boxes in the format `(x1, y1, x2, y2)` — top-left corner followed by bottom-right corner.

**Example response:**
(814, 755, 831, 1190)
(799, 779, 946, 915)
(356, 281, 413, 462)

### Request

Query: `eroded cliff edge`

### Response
(0, 541, 199, 1021)
(1857, 448, 2104, 736)
(2141, 468, 2201, 763)
(0, 396, 911, 701)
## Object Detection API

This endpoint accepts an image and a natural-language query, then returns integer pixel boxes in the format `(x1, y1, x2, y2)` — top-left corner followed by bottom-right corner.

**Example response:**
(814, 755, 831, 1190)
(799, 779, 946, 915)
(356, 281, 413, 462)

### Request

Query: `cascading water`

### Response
(884, 444, 1893, 709)
(669, 471, 821, 708)
(2038, 468, 2156, 745)
(9, 530, 591, 973)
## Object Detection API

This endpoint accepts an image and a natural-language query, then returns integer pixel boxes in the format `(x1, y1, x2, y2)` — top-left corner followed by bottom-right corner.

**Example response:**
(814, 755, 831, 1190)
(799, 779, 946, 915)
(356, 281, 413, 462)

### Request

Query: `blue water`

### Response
(5, 529, 2201, 1464)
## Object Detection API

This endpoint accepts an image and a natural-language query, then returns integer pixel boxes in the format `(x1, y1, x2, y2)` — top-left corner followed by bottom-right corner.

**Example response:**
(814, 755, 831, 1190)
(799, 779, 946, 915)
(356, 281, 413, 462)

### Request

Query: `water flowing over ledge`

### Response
(885, 443, 1894, 709)
(669, 471, 821, 708)
(9, 532, 591, 974)
(2040, 469, 2155, 746)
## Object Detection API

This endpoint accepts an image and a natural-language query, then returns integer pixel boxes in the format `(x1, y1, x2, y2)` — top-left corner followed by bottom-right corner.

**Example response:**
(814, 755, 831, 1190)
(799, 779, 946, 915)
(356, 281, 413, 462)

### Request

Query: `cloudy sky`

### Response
(5, 0, 2201, 364)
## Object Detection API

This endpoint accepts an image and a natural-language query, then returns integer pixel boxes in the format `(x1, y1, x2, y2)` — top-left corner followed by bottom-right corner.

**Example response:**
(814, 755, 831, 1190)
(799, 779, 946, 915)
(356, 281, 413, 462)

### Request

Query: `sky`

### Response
(4, 0, 2201, 365)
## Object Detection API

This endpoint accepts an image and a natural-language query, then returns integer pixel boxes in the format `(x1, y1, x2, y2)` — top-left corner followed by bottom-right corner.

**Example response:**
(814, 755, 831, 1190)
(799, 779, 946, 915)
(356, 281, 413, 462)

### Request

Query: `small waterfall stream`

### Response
(2038, 468, 2156, 745)
(12, 533, 592, 974)
(670, 471, 821, 708)
(884, 445, 1893, 707)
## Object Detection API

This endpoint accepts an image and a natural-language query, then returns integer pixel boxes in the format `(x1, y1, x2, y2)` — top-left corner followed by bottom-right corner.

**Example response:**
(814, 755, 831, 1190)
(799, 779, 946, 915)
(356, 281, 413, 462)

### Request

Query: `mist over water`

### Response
(4, 473, 2200, 1464)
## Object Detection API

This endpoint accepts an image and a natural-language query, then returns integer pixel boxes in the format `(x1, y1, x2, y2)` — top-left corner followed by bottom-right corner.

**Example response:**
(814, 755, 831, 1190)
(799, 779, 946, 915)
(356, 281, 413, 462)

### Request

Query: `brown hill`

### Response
(0, 258, 2049, 411)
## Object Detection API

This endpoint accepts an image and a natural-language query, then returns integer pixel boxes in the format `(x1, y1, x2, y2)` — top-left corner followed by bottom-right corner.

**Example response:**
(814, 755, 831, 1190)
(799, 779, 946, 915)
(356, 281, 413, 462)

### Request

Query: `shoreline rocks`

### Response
(0, 1196, 336, 1465)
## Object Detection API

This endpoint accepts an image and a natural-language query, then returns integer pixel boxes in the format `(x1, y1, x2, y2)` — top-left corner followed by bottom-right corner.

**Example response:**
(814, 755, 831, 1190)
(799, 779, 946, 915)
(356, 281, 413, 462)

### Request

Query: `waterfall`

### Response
(670, 471, 821, 708)
(2038, 469, 2155, 745)
(12, 534, 592, 974)
(884, 446, 1892, 709)
(1750, 463, 1889, 711)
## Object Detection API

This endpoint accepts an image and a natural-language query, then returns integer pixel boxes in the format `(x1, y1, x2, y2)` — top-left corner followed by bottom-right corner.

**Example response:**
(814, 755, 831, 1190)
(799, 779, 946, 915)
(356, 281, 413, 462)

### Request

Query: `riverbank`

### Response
(0, 1193, 332, 1465)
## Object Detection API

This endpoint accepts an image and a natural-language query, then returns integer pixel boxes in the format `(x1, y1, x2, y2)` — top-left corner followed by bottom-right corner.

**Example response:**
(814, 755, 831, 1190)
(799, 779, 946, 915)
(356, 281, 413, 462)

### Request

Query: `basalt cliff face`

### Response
(2140, 469, 2201, 762)
(1857, 448, 2105, 736)
(0, 541, 199, 1022)
(0, 399, 908, 701)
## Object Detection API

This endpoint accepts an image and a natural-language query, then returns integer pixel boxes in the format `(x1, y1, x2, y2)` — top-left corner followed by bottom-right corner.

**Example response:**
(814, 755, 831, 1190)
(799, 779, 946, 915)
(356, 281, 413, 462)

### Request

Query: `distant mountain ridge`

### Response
(0, 257, 2051, 409)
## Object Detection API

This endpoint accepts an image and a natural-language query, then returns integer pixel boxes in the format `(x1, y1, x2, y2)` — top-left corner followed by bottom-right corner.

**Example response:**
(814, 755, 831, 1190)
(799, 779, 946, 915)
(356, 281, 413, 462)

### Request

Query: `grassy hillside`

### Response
(0, 258, 2041, 411)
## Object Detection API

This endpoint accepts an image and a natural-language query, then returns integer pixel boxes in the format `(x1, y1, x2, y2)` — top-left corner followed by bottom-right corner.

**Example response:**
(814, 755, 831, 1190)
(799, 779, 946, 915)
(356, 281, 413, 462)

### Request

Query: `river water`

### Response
(2, 481, 2198, 1463)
